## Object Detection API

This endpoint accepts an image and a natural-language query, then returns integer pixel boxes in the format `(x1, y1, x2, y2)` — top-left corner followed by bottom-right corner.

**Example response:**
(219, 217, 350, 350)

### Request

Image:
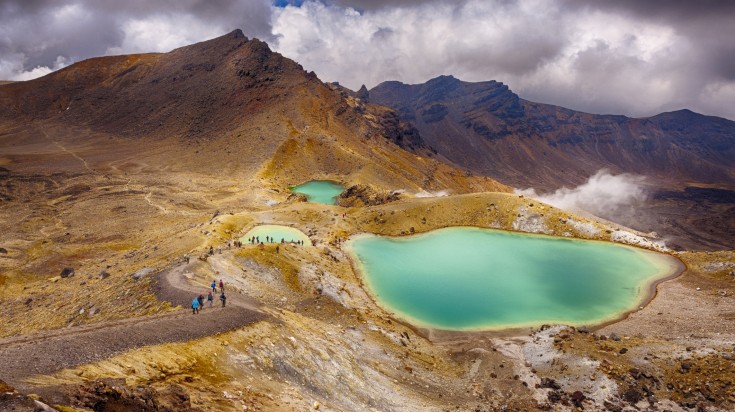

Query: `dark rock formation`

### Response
(337, 184, 401, 207)
(356, 84, 369, 100)
(60, 267, 75, 278)
(66, 379, 195, 412)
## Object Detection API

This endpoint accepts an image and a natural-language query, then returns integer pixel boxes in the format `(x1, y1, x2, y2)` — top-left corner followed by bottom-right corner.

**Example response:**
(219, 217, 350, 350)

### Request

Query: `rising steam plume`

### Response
(517, 169, 649, 219)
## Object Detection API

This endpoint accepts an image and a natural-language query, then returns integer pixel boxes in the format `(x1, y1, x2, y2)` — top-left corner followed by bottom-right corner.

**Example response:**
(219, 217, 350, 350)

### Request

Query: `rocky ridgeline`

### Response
(336, 184, 401, 207)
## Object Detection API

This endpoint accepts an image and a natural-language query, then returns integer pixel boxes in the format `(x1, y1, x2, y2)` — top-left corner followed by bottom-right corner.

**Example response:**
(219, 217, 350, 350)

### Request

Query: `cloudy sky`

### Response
(1, 0, 734, 119)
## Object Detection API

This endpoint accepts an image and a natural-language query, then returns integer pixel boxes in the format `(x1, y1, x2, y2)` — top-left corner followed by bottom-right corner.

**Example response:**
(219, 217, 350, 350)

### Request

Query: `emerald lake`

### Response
(291, 180, 344, 205)
(347, 227, 681, 331)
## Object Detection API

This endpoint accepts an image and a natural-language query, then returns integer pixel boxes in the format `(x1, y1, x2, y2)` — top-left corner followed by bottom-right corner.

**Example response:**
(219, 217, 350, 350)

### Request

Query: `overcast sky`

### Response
(1, 0, 734, 119)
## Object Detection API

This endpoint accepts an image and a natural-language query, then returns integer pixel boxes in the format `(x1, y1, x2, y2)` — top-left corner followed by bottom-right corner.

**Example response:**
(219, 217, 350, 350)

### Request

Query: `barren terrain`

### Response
(1, 31, 734, 412)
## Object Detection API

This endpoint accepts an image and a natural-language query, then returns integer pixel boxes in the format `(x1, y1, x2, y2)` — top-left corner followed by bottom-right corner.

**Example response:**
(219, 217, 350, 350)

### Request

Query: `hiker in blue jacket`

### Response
(192, 297, 200, 314)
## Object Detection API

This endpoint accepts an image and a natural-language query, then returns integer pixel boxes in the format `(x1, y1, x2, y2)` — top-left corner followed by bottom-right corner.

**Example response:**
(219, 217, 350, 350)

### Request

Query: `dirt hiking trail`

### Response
(0, 263, 267, 391)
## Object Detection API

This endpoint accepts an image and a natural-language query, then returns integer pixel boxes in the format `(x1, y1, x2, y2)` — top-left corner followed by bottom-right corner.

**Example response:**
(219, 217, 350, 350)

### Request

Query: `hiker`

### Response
(220, 292, 227, 307)
(209, 246, 214, 255)
(211, 280, 216, 293)
(192, 297, 200, 314)
(207, 291, 214, 307)
(184, 254, 190, 264)
(276, 245, 279, 254)
(219, 279, 224, 293)
(197, 294, 204, 309)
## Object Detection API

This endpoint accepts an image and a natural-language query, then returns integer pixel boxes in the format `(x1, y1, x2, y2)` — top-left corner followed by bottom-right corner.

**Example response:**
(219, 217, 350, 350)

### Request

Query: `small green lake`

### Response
(347, 227, 681, 331)
(291, 180, 344, 205)
(241, 225, 310, 244)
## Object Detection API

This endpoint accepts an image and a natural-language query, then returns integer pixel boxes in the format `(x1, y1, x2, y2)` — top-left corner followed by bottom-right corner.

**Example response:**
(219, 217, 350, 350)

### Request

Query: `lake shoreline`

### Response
(346, 227, 687, 339)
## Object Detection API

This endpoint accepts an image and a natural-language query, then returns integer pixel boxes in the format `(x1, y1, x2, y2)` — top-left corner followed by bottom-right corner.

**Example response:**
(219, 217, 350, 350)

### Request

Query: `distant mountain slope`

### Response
(367, 76, 735, 250)
(368, 75, 735, 191)
(0, 30, 412, 148)
(0, 31, 505, 194)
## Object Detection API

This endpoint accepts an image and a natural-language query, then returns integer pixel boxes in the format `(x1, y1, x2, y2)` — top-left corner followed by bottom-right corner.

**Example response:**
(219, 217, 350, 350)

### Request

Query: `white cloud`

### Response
(1, 55, 70, 81)
(271, 0, 735, 120)
(0, 0, 273, 81)
(272, 0, 567, 90)
(0, 0, 733, 120)
(106, 15, 228, 55)
(516, 170, 648, 219)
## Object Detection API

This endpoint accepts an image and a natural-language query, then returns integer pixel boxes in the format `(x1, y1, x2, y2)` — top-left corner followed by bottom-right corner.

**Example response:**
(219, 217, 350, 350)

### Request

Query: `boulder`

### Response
(571, 391, 586, 407)
(0, 247, 7, 254)
(622, 387, 642, 404)
(60, 267, 75, 278)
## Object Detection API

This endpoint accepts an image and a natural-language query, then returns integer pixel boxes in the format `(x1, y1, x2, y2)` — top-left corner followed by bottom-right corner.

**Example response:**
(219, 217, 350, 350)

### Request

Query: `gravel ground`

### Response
(0, 263, 267, 392)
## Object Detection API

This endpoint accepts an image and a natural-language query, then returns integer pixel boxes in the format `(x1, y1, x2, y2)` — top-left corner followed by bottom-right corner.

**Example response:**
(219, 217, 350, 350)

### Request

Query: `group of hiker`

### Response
(246, 236, 305, 246)
(187, 231, 310, 315)
(191, 279, 226, 314)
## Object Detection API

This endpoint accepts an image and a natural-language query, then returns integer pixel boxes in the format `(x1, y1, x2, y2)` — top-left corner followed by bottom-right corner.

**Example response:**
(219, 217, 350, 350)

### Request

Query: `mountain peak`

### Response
(356, 84, 369, 100)
(230, 29, 246, 39)
(426, 74, 459, 85)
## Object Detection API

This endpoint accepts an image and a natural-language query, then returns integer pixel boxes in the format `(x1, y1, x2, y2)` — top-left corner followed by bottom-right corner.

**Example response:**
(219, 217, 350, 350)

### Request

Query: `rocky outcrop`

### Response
(65, 379, 195, 412)
(60, 267, 75, 278)
(337, 184, 401, 207)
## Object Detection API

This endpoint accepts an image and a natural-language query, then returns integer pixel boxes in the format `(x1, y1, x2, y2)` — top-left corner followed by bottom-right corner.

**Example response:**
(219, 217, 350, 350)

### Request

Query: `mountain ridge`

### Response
(364, 75, 735, 250)
(367, 75, 735, 190)
(0, 31, 509, 201)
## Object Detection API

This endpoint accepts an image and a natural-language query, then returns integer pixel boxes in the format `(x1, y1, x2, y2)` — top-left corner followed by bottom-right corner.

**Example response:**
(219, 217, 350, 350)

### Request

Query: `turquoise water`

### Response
(347, 227, 679, 331)
(241, 225, 310, 244)
(291, 180, 344, 205)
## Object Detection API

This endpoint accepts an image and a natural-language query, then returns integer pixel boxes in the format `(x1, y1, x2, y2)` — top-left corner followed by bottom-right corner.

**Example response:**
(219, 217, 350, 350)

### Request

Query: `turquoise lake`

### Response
(347, 227, 680, 331)
(291, 180, 344, 205)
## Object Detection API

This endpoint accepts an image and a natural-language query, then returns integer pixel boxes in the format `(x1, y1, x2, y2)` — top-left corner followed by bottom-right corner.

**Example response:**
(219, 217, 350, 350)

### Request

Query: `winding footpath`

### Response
(0, 263, 267, 392)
